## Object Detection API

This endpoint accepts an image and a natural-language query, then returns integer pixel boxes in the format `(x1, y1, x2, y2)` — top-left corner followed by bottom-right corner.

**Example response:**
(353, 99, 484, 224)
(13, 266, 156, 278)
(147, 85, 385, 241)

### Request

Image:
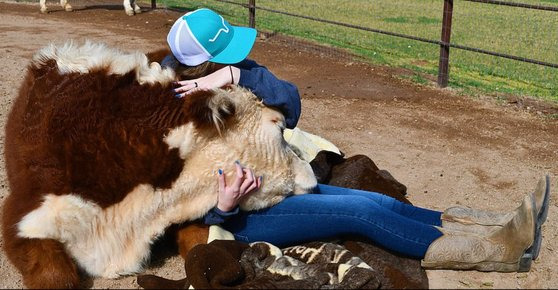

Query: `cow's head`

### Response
(165, 86, 317, 211)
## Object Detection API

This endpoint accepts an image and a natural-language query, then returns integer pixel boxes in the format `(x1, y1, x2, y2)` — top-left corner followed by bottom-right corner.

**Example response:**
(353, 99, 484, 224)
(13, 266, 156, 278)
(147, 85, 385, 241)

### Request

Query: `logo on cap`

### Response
(209, 15, 230, 43)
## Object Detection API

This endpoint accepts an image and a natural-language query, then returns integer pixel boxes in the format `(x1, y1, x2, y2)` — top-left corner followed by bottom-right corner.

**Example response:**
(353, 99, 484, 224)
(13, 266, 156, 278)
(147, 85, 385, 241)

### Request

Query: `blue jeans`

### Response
(222, 184, 443, 258)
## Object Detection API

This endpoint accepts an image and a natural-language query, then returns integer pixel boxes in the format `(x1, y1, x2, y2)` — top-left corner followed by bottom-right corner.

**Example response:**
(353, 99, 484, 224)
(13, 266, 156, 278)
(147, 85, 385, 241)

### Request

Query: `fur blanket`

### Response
(138, 238, 427, 289)
(139, 239, 381, 289)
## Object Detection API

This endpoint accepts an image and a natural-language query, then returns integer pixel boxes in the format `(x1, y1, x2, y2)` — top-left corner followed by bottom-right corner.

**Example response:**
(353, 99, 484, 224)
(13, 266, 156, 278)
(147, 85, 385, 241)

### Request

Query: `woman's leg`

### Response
(223, 193, 443, 258)
(314, 184, 442, 226)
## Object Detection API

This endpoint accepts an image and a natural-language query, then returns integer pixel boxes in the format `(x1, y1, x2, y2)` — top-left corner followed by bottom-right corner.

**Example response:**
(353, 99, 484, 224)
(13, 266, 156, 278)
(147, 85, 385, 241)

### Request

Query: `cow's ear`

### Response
(185, 89, 236, 135)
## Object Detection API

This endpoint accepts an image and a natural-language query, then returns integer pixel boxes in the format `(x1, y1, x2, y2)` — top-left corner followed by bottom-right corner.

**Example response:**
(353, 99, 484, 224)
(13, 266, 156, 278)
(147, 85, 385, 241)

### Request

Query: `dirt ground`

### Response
(0, 1, 557, 288)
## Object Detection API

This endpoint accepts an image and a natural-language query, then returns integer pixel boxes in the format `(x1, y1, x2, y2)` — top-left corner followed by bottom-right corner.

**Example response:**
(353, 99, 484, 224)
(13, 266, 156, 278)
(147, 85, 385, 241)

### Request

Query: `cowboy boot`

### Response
(441, 176, 550, 259)
(422, 194, 536, 272)
(441, 206, 513, 235)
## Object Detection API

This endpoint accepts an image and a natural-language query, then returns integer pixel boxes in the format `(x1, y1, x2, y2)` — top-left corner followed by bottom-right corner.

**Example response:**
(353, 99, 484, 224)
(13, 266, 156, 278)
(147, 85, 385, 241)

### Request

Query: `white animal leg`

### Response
(123, 0, 134, 16)
(40, 0, 48, 13)
(131, 0, 142, 14)
(60, 0, 72, 11)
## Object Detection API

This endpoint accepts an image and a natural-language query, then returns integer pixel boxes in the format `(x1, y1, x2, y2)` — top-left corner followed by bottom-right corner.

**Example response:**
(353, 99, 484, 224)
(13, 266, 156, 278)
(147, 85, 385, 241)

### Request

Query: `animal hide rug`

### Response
(138, 239, 382, 289)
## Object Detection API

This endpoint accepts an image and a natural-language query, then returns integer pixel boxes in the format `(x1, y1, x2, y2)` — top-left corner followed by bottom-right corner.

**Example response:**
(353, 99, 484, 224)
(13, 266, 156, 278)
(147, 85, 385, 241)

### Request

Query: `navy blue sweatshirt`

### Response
(203, 59, 302, 225)
(236, 59, 301, 129)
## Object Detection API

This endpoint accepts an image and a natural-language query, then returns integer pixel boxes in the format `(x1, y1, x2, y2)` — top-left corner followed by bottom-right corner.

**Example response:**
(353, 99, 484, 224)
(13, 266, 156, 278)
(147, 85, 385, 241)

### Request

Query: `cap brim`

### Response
(209, 26, 257, 64)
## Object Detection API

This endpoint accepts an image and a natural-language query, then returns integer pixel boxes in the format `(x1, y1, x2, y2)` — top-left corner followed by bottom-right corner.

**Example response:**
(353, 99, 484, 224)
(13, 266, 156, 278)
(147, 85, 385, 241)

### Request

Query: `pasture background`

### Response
(0, 0, 557, 288)
(162, 0, 558, 103)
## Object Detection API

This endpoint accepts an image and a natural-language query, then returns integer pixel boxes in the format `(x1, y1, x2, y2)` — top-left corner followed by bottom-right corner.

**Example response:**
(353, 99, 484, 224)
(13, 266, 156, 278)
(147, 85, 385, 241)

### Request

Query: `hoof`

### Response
(40, 7, 48, 13)
(134, 6, 142, 14)
(64, 5, 73, 12)
(125, 9, 135, 16)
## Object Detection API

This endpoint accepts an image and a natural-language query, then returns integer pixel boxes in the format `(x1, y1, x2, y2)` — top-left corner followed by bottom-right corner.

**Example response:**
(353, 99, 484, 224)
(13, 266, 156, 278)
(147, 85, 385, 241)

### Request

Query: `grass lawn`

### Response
(159, 0, 558, 103)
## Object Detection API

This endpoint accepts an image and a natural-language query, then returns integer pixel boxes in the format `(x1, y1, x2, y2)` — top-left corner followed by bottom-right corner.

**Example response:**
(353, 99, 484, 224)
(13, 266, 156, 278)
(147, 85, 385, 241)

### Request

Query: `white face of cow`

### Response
(236, 105, 318, 210)
(166, 86, 317, 211)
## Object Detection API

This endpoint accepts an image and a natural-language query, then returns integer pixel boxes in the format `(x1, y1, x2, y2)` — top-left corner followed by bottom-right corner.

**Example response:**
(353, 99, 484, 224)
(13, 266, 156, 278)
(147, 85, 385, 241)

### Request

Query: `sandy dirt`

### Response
(0, 1, 557, 288)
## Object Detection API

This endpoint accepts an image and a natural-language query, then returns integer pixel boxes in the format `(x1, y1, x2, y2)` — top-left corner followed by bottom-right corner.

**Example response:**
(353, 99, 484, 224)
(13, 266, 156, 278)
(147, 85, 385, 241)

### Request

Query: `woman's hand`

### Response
(174, 66, 240, 98)
(217, 161, 262, 212)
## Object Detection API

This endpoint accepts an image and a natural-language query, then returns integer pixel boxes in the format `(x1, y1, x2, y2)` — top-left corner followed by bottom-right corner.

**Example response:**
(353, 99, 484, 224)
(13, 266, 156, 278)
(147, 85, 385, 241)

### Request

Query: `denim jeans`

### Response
(222, 184, 443, 258)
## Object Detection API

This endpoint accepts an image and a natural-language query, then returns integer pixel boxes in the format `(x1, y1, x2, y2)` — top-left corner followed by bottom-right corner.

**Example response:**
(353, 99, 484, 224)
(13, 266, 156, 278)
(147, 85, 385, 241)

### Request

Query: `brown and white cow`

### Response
(2, 40, 317, 288)
(39, 0, 142, 15)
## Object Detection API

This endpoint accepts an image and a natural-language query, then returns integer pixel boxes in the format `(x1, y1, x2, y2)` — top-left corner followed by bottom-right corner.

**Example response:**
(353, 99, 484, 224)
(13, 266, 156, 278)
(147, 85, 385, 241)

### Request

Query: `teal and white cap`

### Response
(167, 8, 257, 66)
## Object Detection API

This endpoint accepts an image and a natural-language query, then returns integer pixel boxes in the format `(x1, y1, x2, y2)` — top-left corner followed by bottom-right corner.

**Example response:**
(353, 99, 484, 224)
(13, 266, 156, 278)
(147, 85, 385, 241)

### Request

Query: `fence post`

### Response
(248, 0, 256, 28)
(438, 0, 453, 88)
(151, 0, 156, 9)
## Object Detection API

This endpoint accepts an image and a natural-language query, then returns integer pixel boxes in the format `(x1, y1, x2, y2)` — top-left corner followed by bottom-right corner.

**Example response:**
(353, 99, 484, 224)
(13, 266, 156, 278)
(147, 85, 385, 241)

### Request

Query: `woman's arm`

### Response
(203, 161, 262, 225)
(236, 59, 301, 129)
(173, 59, 301, 129)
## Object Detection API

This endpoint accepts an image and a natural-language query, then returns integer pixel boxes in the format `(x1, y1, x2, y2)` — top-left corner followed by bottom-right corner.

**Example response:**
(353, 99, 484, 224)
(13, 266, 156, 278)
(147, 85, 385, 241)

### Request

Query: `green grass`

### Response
(160, 0, 557, 102)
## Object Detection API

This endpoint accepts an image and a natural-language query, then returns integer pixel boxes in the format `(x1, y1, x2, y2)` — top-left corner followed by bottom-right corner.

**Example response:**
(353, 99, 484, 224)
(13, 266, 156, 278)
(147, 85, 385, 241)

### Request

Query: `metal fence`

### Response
(155, 0, 557, 98)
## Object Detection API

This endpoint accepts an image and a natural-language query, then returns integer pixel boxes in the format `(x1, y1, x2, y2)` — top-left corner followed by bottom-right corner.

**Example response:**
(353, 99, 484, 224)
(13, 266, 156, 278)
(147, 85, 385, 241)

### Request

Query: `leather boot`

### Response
(441, 176, 550, 259)
(441, 206, 513, 235)
(421, 194, 536, 272)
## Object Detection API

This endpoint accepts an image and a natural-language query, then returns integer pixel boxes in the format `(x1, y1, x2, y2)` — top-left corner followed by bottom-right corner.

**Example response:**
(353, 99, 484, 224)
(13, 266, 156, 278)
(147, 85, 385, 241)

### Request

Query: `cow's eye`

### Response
(271, 118, 284, 129)
(269, 116, 285, 136)
(277, 122, 285, 132)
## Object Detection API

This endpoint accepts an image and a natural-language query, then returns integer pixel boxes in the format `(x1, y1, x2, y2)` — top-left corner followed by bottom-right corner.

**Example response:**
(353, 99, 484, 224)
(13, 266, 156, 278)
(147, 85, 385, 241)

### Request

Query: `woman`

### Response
(166, 8, 550, 272)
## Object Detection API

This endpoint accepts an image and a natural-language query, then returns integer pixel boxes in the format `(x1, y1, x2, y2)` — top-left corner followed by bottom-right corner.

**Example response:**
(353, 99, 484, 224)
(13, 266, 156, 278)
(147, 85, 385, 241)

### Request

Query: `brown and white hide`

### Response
(139, 240, 381, 289)
(1, 40, 316, 288)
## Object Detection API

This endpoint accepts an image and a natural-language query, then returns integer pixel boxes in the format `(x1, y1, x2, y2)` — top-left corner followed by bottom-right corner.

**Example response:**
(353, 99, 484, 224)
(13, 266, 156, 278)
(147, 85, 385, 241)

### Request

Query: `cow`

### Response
(1, 40, 317, 288)
(39, 0, 142, 15)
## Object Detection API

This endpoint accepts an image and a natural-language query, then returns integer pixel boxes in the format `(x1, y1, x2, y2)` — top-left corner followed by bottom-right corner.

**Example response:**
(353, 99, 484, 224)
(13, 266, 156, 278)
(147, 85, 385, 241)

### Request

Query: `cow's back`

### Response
(4, 56, 187, 209)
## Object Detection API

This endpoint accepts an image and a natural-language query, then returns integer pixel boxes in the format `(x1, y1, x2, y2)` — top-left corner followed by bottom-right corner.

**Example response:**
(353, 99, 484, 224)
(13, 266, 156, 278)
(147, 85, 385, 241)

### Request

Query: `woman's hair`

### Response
(163, 54, 222, 80)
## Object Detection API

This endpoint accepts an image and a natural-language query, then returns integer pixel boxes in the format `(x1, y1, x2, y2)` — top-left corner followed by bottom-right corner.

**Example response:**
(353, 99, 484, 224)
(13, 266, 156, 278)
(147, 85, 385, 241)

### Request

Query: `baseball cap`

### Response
(167, 8, 257, 66)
